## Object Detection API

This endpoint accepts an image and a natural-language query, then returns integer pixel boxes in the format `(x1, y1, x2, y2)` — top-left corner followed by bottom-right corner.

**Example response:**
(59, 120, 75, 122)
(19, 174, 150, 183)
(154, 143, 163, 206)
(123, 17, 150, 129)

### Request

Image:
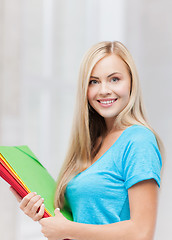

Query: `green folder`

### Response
(0, 145, 73, 221)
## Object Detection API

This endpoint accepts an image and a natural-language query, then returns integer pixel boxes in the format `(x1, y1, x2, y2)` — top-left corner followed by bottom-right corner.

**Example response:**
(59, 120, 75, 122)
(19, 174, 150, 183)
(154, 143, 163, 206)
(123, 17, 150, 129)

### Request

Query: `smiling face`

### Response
(87, 54, 131, 129)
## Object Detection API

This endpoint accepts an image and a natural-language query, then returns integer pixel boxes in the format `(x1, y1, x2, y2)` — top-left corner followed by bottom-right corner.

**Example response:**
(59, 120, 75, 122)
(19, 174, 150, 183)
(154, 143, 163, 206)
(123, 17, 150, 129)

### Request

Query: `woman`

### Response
(11, 41, 162, 240)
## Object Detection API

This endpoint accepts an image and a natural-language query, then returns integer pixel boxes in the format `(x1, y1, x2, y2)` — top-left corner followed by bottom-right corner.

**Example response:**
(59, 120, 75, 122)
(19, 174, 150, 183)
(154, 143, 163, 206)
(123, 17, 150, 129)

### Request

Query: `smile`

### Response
(97, 98, 118, 106)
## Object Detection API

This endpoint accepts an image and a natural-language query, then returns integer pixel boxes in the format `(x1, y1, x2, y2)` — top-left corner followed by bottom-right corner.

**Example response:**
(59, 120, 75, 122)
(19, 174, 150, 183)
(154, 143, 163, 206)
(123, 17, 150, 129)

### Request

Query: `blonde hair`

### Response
(54, 41, 163, 209)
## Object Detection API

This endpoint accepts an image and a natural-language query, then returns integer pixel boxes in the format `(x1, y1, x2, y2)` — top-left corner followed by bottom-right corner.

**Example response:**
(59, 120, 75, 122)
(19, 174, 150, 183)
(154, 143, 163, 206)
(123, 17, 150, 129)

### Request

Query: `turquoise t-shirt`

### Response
(65, 125, 162, 224)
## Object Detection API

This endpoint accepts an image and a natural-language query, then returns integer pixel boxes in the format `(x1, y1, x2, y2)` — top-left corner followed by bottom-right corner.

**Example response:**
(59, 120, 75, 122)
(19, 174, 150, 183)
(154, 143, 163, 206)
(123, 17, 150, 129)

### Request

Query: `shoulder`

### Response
(125, 125, 157, 145)
(121, 126, 162, 189)
(122, 125, 162, 166)
(121, 125, 161, 164)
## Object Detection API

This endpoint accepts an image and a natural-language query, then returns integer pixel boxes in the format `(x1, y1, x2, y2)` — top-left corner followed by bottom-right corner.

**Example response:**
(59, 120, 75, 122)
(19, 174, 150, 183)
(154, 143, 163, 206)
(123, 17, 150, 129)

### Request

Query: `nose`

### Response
(99, 82, 112, 95)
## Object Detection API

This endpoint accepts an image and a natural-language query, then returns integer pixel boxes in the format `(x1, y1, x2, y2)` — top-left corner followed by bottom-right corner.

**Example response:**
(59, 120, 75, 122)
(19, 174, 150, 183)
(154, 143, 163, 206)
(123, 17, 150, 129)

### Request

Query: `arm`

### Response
(40, 179, 159, 240)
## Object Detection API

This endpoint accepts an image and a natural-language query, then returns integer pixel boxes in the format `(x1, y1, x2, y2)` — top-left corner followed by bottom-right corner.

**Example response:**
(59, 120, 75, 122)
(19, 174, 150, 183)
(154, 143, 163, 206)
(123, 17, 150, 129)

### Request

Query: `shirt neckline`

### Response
(77, 124, 137, 175)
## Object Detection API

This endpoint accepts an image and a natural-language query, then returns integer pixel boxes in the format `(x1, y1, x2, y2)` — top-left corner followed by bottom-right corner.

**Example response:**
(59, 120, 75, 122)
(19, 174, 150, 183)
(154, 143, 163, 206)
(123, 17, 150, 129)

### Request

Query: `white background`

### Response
(0, 0, 171, 239)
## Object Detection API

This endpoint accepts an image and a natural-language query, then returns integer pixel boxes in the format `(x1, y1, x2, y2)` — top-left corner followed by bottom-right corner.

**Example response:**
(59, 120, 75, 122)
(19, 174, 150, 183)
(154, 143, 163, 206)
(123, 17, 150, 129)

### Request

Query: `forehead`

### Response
(91, 54, 128, 77)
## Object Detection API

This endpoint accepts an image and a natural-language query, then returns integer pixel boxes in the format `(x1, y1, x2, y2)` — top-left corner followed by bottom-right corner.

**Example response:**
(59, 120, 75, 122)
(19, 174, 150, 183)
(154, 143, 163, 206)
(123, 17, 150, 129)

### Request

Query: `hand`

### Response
(10, 187, 45, 221)
(39, 208, 70, 240)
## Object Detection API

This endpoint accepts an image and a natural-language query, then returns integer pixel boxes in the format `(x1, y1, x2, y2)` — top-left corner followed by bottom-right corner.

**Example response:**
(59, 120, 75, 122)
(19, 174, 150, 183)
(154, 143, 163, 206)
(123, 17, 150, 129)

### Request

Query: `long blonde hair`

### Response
(54, 41, 163, 209)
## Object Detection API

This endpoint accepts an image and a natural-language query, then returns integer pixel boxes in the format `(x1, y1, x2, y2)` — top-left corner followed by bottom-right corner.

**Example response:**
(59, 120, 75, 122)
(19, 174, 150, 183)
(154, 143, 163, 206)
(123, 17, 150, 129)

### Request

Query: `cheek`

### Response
(115, 88, 130, 100)
(117, 81, 131, 99)
(87, 87, 97, 103)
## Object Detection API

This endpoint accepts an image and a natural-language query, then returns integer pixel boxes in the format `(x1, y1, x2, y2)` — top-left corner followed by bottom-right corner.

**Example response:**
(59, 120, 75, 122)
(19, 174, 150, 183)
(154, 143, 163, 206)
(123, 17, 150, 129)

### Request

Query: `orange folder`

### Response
(0, 145, 73, 221)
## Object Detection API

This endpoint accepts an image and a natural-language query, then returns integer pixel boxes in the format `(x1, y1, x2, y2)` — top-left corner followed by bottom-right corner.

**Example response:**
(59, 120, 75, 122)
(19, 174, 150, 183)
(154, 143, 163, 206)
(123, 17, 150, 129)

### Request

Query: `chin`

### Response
(98, 110, 120, 118)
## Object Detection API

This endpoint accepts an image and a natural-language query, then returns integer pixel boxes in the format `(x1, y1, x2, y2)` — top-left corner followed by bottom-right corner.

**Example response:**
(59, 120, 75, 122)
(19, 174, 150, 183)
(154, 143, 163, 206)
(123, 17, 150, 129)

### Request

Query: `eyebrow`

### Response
(90, 72, 121, 79)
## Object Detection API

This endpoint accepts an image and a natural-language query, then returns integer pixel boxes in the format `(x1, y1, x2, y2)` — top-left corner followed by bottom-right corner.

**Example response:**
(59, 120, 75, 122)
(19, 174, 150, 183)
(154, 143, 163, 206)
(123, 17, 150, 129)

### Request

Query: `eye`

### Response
(89, 80, 98, 85)
(111, 77, 119, 83)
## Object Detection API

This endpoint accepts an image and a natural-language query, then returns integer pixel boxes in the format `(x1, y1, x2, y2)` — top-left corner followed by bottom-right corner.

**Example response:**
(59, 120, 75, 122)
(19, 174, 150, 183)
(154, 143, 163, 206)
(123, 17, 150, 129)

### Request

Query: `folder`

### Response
(0, 145, 73, 222)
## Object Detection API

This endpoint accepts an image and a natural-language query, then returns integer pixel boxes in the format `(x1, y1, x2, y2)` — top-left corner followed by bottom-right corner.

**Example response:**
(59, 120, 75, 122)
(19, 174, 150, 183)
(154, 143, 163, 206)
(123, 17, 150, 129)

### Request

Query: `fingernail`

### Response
(56, 208, 60, 211)
(42, 198, 44, 201)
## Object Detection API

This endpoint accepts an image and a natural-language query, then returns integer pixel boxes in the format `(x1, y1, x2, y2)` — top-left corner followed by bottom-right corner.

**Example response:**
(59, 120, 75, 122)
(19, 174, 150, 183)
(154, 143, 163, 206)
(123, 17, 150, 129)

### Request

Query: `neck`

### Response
(105, 118, 116, 133)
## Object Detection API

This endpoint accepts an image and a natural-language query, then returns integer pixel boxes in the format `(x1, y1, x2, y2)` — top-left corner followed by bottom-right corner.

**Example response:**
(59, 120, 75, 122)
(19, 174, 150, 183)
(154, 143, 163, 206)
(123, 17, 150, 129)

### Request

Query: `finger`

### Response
(33, 203, 45, 221)
(30, 197, 44, 215)
(54, 207, 60, 215)
(39, 217, 46, 225)
(9, 187, 22, 202)
(26, 194, 42, 211)
(19, 192, 37, 210)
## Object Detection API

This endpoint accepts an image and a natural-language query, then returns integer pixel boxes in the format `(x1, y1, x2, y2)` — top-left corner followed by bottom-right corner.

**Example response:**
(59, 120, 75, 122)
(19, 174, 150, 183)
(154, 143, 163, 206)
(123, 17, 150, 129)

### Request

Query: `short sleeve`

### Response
(122, 129, 162, 189)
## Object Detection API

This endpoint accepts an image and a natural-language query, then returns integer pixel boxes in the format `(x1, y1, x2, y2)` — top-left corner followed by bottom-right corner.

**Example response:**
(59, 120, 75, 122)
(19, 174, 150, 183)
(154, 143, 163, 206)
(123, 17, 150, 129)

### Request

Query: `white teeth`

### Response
(99, 99, 115, 104)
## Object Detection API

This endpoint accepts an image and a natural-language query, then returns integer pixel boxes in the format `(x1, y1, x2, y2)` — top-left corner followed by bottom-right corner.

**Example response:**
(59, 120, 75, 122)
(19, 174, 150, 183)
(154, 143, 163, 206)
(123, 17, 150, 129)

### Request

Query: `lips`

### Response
(97, 98, 118, 106)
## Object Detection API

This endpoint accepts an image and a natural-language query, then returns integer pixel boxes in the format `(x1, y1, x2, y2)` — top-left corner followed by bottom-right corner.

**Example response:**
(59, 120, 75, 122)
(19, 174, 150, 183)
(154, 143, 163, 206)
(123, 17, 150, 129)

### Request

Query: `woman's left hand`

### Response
(39, 208, 70, 240)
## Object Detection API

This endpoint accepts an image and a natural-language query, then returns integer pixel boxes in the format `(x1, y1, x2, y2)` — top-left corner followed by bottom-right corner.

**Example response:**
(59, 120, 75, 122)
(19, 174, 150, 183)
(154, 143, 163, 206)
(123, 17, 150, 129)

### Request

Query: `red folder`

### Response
(0, 146, 72, 240)
(0, 159, 51, 218)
